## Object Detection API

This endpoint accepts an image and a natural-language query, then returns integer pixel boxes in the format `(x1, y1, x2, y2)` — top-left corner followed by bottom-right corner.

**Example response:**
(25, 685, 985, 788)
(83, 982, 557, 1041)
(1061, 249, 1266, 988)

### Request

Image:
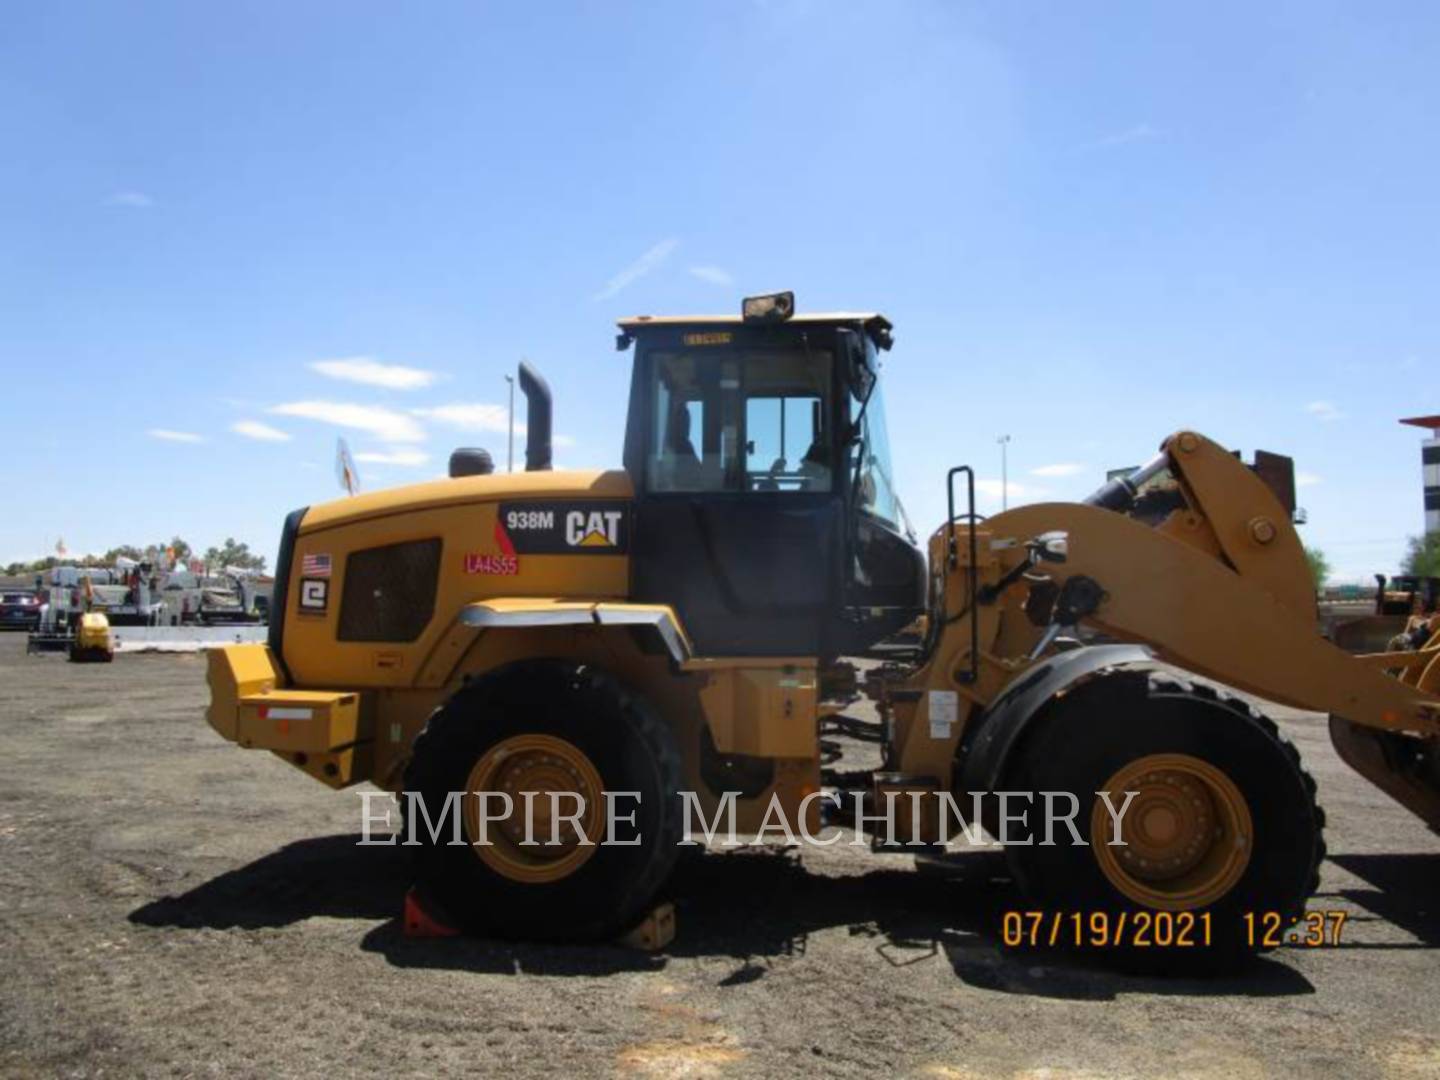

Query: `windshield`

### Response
(645, 345, 834, 493)
(850, 376, 900, 527)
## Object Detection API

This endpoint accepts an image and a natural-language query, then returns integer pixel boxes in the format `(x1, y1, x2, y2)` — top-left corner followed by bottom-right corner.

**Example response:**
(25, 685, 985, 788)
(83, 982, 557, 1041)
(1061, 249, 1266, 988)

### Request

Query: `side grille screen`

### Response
(337, 538, 442, 642)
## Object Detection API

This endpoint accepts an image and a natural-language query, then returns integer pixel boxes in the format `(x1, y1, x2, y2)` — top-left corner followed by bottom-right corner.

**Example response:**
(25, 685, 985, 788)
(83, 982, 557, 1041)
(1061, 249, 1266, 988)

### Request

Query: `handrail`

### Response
(946, 466, 980, 685)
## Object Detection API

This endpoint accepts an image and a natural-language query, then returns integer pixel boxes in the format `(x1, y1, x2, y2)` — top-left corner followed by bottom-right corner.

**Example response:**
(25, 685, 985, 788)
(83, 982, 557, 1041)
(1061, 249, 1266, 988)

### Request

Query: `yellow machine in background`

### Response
(207, 293, 1440, 965)
(1325, 574, 1440, 654)
(70, 613, 114, 663)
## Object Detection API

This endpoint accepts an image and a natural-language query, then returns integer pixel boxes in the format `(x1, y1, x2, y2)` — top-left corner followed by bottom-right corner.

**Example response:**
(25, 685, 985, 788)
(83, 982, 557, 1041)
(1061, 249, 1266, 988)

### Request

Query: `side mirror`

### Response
(838, 328, 874, 402)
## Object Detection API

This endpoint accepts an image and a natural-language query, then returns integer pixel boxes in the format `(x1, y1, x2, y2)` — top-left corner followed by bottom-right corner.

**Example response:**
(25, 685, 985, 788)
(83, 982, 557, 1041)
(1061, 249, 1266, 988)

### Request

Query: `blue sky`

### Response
(3, 1, 1437, 579)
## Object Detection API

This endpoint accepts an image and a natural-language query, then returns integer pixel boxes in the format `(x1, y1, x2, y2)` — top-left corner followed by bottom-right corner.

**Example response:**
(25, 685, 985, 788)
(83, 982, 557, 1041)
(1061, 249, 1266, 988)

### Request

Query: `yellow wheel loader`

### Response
(207, 292, 1440, 964)
(69, 612, 115, 663)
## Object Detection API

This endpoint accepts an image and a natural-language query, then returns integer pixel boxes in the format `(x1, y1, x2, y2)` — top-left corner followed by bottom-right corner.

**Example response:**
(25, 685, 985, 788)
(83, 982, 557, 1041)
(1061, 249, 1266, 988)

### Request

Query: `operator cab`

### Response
(619, 292, 925, 657)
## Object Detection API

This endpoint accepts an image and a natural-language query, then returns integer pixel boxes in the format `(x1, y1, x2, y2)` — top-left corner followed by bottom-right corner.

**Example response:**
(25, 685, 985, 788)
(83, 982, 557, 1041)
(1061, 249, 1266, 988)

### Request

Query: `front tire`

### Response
(402, 660, 683, 941)
(1002, 668, 1324, 970)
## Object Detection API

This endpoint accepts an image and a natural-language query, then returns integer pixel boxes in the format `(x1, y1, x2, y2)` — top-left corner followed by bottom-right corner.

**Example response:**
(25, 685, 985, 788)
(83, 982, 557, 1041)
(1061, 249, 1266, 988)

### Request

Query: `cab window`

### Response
(646, 346, 833, 494)
(745, 395, 827, 491)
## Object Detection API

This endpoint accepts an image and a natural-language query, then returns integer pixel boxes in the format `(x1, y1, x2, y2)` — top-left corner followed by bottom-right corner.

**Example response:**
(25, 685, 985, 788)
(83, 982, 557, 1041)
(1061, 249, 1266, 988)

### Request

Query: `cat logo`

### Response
(566, 509, 623, 548)
(496, 501, 630, 555)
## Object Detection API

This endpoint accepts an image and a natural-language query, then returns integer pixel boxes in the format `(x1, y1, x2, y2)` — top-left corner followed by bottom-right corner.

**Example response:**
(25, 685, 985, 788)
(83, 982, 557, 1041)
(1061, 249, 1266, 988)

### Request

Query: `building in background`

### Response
(1400, 416, 1440, 534)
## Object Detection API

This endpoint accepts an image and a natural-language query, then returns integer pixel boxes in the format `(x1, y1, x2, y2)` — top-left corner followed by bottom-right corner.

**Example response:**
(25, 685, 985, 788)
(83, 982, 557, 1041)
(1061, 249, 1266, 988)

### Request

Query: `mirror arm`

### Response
(976, 555, 1035, 606)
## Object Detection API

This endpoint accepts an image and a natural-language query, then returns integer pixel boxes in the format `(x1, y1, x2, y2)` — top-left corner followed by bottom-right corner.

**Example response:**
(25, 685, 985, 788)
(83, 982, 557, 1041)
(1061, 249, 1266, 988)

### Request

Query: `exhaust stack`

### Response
(518, 361, 553, 471)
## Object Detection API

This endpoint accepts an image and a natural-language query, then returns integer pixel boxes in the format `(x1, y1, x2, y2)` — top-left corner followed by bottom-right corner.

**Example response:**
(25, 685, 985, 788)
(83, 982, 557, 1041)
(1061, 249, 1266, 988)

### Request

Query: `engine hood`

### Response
(299, 469, 634, 534)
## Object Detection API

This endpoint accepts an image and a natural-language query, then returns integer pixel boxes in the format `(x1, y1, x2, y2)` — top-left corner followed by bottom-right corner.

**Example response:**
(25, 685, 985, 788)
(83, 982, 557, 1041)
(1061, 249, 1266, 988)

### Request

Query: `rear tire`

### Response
(403, 660, 683, 941)
(1002, 668, 1324, 971)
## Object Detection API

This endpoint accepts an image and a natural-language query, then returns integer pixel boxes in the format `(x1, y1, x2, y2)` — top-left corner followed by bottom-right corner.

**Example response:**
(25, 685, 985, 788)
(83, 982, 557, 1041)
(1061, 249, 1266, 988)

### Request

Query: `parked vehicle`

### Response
(0, 591, 41, 631)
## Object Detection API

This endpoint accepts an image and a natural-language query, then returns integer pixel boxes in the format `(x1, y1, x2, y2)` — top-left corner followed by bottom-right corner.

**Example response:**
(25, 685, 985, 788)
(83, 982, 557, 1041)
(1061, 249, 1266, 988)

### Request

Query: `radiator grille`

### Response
(337, 538, 442, 642)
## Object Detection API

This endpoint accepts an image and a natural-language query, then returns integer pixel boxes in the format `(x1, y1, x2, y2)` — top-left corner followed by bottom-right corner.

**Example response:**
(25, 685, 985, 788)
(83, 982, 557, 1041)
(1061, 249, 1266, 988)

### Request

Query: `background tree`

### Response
(2, 559, 41, 576)
(1305, 546, 1331, 590)
(104, 545, 144, 562)
(1401, 533, 1440, 578)
(167, 536, 193, 564)
(204, 538, 267, 573)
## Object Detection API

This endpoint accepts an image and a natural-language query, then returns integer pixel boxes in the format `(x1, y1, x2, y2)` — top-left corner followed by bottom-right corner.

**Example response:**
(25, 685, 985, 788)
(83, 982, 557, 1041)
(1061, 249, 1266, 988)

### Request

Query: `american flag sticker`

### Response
(301, 553, 332, 578)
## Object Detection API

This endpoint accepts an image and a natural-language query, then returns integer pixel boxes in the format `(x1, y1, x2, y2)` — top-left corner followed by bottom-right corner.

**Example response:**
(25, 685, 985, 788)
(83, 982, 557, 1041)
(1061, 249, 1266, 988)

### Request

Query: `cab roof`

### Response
(617, 311, 891, 331)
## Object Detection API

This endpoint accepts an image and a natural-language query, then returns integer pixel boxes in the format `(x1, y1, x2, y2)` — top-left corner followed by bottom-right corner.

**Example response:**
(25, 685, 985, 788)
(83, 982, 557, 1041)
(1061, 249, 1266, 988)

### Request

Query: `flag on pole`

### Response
(336, 438, 360, 497)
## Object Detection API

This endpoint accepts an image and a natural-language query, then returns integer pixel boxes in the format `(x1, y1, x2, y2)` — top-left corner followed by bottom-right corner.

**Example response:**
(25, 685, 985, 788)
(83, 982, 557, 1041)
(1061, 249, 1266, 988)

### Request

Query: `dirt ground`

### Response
(1, 634, 1438, 1079)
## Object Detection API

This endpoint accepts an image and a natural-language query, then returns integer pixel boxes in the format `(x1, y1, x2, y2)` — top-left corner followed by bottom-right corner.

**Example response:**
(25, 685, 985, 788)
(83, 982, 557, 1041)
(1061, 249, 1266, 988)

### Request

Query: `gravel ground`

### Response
(1, 632, 1438, 1079)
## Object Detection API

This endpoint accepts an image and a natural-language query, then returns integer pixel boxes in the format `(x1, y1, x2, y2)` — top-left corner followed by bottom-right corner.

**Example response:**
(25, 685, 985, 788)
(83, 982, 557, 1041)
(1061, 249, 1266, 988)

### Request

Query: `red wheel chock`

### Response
(400, 887, 675, 948)
(402, 887, 460, 938)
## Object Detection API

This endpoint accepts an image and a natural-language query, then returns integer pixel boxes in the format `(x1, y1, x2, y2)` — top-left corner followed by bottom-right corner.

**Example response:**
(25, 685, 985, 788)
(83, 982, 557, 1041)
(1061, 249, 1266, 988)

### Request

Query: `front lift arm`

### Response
(892, 430, 1440, 830)
(995, 499, 1439, 736)
(979, 431, 1440, 737)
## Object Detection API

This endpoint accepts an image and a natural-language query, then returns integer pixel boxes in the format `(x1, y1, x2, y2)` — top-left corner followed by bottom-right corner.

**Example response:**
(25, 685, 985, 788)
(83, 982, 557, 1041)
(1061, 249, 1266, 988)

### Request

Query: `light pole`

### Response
(505, 373, 515, 473)
(997, 434, 1011, 510)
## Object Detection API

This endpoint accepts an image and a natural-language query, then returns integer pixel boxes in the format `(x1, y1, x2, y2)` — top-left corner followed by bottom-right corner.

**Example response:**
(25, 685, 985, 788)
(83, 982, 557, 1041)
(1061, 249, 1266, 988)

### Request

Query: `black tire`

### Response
(1002, 668, 1324, 971)
(402, 660, 683, 941)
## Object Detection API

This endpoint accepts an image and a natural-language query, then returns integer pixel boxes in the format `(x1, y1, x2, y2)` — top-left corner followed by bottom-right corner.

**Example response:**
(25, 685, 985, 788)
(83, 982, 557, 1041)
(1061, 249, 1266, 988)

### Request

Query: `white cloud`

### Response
(106, 191, 154, 208)
(689, 265, 734, 287)
(593, 238, 679, 301)
(1030, 462, 1087, 478)
(1296, 472, 1322, 487)
(412, 402, 513, 433)
(354, 449, 429, 467)
(975, 478, 1050, 501)
(1305, 400, 1345, 422)
(231, 420, 292, 442)
(269, 401, 426, 443)
(553, 434, 576, 449)
(310, 357, 438, 390)
(1089, 123, 1160, 149)
(147, 428, 203, 443)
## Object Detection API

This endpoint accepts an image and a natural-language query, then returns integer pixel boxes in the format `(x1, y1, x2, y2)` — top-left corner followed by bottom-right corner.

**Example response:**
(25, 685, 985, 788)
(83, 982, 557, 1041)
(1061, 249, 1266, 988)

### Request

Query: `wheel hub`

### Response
(463, 734, 604, 884)
(1091, 753, 1253, 910)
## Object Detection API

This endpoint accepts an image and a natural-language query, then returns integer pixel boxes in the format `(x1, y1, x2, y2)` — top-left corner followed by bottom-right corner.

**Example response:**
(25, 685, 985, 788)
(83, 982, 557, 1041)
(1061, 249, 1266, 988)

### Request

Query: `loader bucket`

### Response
(1329, 614, 1409, 654)
(1329, 716, 1440, 832)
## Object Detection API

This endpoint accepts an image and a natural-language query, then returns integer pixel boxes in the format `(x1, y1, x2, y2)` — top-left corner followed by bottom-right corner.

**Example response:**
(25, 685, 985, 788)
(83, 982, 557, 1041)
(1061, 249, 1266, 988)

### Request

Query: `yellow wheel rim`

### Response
(1091, 752, 1253, 911)
(463, 734, 605, 884)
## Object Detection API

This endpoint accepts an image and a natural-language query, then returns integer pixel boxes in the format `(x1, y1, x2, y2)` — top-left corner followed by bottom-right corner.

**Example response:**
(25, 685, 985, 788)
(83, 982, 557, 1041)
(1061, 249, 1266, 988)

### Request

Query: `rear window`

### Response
(2, 594, 33, 604)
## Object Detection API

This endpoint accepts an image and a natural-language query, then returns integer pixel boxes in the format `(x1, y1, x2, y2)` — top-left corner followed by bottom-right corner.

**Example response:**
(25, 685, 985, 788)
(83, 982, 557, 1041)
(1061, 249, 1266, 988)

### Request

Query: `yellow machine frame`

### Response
(209, 430, 1440, 839)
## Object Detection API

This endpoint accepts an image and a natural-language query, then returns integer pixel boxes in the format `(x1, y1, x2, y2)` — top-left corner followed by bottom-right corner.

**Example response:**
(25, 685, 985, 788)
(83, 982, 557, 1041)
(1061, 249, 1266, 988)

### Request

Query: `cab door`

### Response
(628, 336, 844, 656)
